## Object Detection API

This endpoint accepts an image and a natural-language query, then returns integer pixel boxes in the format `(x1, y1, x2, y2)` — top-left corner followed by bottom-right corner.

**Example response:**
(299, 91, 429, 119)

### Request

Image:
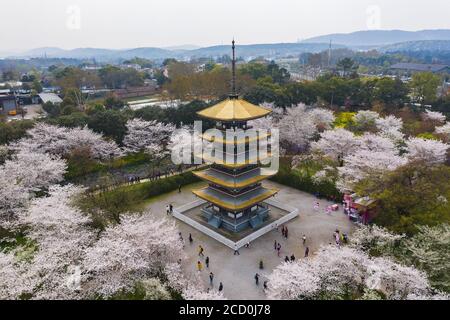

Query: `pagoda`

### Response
(192, 41, 279, 233)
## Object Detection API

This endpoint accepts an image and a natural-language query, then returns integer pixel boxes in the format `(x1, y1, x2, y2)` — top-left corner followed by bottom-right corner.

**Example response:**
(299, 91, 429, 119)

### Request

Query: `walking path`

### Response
(144, 180, 355, 300)
(89, 164, 208, 193)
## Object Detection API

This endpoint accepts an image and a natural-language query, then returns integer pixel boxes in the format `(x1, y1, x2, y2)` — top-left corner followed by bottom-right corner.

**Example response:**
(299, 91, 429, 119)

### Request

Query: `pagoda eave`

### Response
(193, 169, 277, 189)
(192, 187, 279, 212)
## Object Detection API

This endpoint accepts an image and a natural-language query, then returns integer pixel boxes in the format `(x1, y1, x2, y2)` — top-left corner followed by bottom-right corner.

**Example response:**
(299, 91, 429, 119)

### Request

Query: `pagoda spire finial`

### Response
(230, 39, 238, 99)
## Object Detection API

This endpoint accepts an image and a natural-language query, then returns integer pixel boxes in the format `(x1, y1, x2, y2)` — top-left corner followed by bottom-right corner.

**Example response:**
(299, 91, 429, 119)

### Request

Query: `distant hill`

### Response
(12, 30, 450, 63)
(14, 47, 176, 61)
(184, 43, 345, 59)
(380, 40, 450, 52)
(302, 29, 450, 47)
(164, 44, 202, 51)
(12, 43, 344, 62)
(22, 47, 67, 57)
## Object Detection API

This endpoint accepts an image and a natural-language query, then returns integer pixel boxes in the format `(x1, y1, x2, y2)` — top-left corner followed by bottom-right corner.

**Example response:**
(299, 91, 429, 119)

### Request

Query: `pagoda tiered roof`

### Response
(197, 98, 272, 122)
(201, 131, 271, 145)
(192, 186, 279, 212)
(193, 167, 277, 189)
(200, 151, 273, 168)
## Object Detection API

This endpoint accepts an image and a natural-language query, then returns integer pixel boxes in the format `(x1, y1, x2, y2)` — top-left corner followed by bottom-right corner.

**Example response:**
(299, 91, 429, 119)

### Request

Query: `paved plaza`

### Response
(145, 180, 355, 300)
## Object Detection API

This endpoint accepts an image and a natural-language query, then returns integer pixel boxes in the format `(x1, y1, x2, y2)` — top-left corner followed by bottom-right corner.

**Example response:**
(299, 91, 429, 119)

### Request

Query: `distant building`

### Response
(38, 93, 63, 105)
(113, 84, 157, 100)
(390, 63, 450, 74)
(0, 94, 18, 114)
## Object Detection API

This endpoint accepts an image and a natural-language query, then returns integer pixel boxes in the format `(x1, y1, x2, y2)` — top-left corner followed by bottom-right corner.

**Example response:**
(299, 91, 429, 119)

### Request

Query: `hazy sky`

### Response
(1, 0, 449, 51)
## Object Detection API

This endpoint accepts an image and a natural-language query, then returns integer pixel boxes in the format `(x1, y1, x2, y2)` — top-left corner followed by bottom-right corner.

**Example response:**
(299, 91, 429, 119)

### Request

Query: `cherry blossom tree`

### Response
(267, 245, 436, 300)
(278, 104, 319, 151)
(82, 213, 184, 298)
(337, 150, 407, 192)
(0, 151, 66, 226)
(379, 128, 405, 145)
(1, 185, 94, 300)
(0, 250, 36, 299)
(248, 116, 276, 131)
(422, 110, 446, 124)
(435, 122, 450, 140)
(19, 185, 95, 300)
(375, 115, 403, 133)
(0, 171, 29, 226)
(308, 108, 336, 131)
(365, 257, 430, 300)
(123, 119, 175, 154)
(350, 224, 404, 254)
(267, 246, 368, 300)
(359, 133, 399, 154)
(3, 151, 66, 192)
(353, 110, 380, 131)
(311, 128, 359, 162)
(13, 123, 122, 160)
(406, 137, 449, 164)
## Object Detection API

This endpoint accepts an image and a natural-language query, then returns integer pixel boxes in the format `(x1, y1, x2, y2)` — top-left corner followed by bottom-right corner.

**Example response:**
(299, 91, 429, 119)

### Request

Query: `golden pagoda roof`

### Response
(193, 186, 279, 212)
(197, 98, 272, 121)
(193, 168, 277, 189)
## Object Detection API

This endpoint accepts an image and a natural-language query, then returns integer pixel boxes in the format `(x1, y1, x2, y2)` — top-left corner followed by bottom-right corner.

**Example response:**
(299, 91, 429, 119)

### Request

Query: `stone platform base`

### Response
(173, 199, 299, 250)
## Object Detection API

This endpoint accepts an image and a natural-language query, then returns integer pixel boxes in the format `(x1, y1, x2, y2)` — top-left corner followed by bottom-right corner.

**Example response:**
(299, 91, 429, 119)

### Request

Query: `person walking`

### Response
(209, 272, 214, 285)
(302, 234, 306, 245)
(197, 261, 203, 272)
(285, 226, 289, 239)
(284, 256, 290, 263)
(233, 245, 240, 255)
(281, 226, 285, 238)
(198, 245, 204, 257)
(189, 233, 193, 244)
(274, 240, 277, 250)
(205, 256, 210, 268)
(169, 204, 173, 214)
(166, 205, 170, 216)
(277, 243, 281, 257)
(263, 281, 268, 291)
(178, 184, 182, 193)
(254, 273, 260, 286)
(290, 254, 296, 262)
(304, 247, 309, 258)
(218, 282, 223, 292)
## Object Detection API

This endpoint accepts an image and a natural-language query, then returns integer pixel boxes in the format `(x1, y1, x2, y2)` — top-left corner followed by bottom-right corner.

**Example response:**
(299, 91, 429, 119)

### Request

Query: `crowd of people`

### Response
(168, 196, 350, 298)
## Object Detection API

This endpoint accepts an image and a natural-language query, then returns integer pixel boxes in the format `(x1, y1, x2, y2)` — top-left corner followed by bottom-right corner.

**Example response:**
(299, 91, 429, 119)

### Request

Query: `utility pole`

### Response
(328, 40, 332, 68)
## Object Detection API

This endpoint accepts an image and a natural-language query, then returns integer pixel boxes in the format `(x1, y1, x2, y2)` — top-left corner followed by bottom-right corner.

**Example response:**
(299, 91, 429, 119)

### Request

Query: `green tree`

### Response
(87, 109, 128, 143)
(0, 120, 35, 144)
(336, 58, 358, 77)
(372, 77, 409, 107)
(409, 72, 441, 105)
(104, 94, 125, 110)
(356, 163, 450, 235)
(32, 80, 43, 93)
(42, 101, 61, 117)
